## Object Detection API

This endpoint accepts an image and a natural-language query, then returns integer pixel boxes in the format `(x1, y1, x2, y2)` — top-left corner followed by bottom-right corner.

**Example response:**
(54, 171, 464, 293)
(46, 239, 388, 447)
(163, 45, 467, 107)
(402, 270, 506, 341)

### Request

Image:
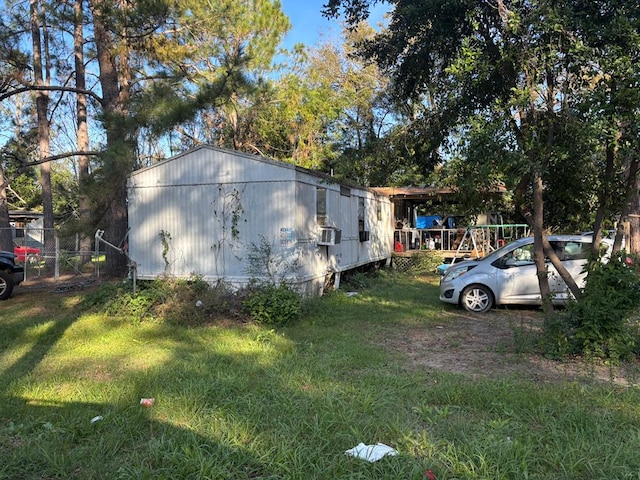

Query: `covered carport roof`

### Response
(371, 185, 507, 201)
(9, 210, 43, 223)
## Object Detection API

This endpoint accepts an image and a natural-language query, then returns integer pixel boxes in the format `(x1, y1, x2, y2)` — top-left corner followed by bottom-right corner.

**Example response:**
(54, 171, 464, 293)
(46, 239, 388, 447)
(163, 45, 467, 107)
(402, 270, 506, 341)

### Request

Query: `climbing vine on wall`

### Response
(210, 186, 246, 275)
(159, 229, 172, 272)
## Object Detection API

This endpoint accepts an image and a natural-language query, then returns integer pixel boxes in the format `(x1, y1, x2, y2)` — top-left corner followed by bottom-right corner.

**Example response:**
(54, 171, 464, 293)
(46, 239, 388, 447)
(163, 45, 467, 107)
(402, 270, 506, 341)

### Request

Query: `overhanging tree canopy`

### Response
(324, 0, 640, 313)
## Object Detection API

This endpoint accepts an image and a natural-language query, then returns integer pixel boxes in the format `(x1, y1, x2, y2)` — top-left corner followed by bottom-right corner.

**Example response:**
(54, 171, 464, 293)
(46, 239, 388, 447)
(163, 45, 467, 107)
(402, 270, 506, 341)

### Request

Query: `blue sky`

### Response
(280, 0, 339, 48)
(279, 0, 390, 49)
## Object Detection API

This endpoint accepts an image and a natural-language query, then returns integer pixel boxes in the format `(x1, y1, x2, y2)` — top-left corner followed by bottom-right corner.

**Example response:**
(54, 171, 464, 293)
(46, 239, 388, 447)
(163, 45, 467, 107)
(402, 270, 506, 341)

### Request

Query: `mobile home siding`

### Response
(127, 146, 392, 293)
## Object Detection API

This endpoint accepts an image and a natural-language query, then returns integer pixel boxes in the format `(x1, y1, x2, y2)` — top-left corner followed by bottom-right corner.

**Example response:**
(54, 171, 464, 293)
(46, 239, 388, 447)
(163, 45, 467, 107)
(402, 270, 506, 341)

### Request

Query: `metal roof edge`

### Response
(128, 145, 386, 197)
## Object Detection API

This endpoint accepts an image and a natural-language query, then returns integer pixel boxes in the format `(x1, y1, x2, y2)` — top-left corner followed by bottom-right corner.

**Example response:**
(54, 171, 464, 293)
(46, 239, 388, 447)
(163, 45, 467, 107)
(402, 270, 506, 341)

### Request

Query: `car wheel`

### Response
(0, 270, 14, 300)
(461, 284, 493, 313)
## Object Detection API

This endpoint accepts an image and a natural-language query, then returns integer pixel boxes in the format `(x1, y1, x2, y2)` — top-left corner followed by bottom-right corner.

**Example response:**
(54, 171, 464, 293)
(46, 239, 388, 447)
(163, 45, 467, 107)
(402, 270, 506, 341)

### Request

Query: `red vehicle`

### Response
(13, 245, 41, 263)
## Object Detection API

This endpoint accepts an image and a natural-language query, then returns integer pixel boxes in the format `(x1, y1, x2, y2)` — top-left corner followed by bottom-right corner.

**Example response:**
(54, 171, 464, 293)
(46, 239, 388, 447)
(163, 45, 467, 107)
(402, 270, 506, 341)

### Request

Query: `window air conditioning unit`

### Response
(359, 230, 370, 242)
(318, 227, 342, 246)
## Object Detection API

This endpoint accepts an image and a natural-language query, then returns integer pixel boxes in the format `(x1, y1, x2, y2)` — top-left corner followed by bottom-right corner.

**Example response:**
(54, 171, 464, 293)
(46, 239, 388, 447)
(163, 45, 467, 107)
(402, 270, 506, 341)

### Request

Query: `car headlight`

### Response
(443, 266, 470, 282)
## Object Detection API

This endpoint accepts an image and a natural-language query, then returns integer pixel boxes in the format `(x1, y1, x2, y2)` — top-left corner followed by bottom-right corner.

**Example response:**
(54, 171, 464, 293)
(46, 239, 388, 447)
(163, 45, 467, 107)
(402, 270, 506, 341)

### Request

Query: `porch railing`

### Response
(394, 224, 530, 257)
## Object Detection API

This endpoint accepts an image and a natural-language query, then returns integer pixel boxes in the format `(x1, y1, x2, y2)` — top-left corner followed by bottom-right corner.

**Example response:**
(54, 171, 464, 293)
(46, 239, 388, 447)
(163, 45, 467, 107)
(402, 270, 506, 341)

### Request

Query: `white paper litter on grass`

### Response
(345, 442, 398, 462)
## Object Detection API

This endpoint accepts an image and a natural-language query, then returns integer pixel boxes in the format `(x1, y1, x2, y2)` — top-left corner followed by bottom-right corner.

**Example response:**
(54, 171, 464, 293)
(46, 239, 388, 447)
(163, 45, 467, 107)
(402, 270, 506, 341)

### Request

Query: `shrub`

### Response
(82, 279, 169, 321)
(242, 283, 302, 327)
(154, 277, 244, 326)
(410, 251, 445, 274)
(82, 276, 244, 326)
(541, 252, 640, 359)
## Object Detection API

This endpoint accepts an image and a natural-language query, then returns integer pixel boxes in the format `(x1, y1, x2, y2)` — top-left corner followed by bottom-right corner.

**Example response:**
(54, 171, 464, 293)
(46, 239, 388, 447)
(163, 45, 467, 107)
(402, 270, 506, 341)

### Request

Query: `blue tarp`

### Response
(416, 215, 441, 229)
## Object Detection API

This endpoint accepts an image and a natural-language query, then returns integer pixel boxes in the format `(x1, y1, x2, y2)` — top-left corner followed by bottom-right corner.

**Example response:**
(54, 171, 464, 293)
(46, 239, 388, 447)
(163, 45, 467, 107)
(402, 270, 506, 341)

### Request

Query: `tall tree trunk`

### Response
(30, 0, 54, 260)
(0, 171, 13, 251)
(74, 0, 92, 264)
(616, 159, 640, 253)
(531, 173, 554, 316)
(91, 0, 132, 276)
(524, 169, 582, 307)
(591, 138, 617, 253)
(629, 165, 640, 254)
(530, 86, 583, 308)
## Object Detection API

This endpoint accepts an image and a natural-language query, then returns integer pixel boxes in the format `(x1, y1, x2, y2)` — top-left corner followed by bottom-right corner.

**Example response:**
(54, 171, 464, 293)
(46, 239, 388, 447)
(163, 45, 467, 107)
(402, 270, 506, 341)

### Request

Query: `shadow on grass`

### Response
(0, 344, 415, 479)
(4, 274, 553, 478)
(0, 313, 78, 395)
(0, 294, 419, 479)
(0, 302, 278, 478)
(0, 396, 268, 479)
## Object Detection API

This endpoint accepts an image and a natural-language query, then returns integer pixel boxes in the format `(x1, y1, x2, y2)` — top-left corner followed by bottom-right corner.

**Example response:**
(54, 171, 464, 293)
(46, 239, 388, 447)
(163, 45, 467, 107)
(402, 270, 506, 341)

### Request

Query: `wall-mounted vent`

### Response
(318, 227, 342, 246)
(359, 231, 370, 242)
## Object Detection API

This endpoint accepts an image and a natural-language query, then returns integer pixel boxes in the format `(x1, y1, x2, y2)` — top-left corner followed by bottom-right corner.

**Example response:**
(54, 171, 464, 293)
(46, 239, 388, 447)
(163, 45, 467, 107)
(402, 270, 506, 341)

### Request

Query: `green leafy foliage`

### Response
(327, 0, 640, 248)
(82, 276, 244, 326)
(542, 252, 640, 359)
(82, 280, 167, 321)
(341, 270, 376, 290)
(244, 234, 299, 284)
(1, 135, 41, 211)
(240, 234, 303, 326)
(242, 283, 302, 327)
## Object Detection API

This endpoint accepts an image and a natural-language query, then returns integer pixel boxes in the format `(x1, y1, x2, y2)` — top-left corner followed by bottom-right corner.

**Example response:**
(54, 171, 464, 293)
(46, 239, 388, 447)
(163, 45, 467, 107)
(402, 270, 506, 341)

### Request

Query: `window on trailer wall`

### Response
(317, 187, 327, 226)
(358, 197, 365, 232)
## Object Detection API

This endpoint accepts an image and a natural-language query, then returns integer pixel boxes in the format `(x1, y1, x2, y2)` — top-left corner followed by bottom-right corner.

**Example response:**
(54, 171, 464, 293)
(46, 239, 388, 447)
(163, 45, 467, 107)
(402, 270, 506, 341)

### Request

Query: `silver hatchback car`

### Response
(439, 235, 603, 313)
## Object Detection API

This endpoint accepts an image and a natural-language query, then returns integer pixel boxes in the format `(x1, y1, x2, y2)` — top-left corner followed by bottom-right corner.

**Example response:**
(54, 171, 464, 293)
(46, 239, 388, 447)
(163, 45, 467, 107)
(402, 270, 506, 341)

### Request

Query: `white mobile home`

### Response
(126, 146, 393, 294)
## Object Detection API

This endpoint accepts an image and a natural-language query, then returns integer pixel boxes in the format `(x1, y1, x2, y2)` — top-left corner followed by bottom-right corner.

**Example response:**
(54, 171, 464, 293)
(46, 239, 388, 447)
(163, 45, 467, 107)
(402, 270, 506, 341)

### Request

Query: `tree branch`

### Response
(24, 150, 102, 167)
(0, 84, 103, 104)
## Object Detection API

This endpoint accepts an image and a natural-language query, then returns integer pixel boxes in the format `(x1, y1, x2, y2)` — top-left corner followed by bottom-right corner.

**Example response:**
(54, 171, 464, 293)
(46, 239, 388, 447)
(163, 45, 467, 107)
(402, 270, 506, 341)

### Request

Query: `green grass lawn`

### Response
(1, 273, 640, 479)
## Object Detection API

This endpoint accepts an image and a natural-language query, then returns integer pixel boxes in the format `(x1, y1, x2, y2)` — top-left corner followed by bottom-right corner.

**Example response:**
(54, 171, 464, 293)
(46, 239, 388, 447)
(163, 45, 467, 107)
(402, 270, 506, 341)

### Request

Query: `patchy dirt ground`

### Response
(382, 307, 640, 387)
(20, 274, 100, 293)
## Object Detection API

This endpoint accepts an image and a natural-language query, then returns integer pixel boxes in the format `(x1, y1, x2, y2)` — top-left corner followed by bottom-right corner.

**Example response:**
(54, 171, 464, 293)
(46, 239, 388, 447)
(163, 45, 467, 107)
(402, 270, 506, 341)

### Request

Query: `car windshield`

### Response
(469, 239, 530, 264)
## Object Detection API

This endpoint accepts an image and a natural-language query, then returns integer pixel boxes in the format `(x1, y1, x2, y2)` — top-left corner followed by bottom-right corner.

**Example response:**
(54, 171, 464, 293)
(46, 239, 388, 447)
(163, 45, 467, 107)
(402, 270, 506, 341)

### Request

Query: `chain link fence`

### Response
(2, 227, 106, 283)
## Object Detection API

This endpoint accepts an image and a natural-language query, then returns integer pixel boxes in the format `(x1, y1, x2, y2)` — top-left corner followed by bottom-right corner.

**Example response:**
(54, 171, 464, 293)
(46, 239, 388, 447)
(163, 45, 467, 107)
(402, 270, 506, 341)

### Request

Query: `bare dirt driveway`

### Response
(383, 305, 640, 387)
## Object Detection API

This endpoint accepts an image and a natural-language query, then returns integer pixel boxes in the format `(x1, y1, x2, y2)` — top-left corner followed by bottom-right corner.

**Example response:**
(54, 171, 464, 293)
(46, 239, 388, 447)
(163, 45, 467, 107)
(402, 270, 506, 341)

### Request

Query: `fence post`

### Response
(75, 233, 80, 271)
(54, 235, 59, 281)
(94, 230, 100, 278)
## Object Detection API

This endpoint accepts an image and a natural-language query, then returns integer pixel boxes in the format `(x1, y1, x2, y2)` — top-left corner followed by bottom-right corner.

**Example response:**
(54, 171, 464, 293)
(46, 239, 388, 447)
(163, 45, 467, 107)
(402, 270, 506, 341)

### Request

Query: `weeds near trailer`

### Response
(242, 282, 302, 327)
(82, 276, 246, 325)
(245, 234, 300, 284)
(241, 234, 304, 326)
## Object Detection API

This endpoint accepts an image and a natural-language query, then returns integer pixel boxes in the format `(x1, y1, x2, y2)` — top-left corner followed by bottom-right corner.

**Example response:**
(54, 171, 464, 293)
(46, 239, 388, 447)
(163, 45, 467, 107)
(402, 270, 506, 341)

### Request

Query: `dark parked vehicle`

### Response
(0, 250, 24, 299)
